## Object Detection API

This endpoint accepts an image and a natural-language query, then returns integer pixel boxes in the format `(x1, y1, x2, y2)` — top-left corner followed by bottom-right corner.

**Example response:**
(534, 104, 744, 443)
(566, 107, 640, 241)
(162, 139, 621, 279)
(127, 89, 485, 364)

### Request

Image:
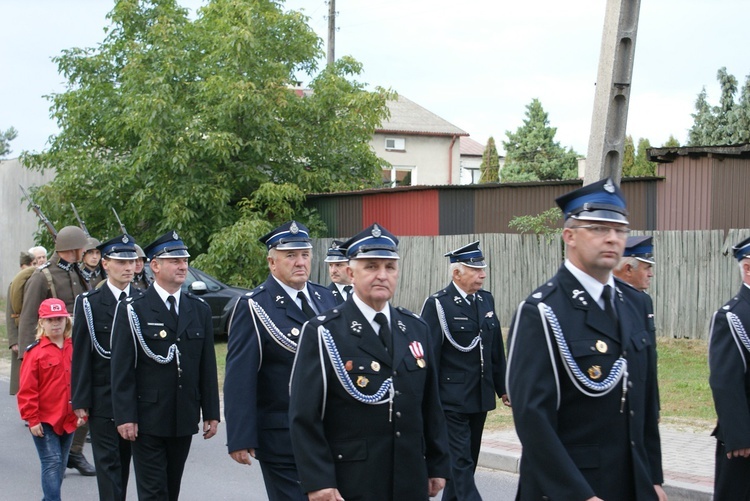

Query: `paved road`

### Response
(0, 378, 519, 500)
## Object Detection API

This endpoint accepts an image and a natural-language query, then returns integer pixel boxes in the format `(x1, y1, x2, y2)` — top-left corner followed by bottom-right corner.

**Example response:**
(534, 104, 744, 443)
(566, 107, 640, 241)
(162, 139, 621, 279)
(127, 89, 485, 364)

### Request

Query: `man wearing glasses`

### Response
(506, 178, 666, 501)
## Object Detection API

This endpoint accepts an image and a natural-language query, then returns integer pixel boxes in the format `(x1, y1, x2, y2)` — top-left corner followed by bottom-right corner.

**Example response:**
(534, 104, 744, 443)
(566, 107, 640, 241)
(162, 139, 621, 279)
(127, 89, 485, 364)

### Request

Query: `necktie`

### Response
(118, 291, 126, 301)
(374, 312, 393, 355)
(467, 294, 479, 317)
(297, 291, 316, 319)
(343, 285, 352, 298)
(602, 285, 617, 322)
(167, 295, 179, 324)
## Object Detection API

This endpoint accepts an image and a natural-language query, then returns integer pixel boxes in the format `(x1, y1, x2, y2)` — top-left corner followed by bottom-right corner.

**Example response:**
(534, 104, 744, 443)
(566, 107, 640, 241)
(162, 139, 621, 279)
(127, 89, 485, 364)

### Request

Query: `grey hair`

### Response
(615, 256, 640, 272)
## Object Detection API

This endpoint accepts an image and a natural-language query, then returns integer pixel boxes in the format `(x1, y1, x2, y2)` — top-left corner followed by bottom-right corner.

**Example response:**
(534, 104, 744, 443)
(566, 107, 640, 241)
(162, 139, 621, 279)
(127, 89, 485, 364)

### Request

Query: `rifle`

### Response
(70, 203, 90, 237)
(19, 185, 57, 239)
(112, 207, 128, 235)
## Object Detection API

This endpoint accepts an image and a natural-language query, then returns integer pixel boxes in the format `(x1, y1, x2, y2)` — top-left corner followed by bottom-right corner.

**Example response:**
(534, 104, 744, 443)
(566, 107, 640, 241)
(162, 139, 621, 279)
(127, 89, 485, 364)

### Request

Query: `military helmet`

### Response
(83, 237, 101, 253)
(55, 226, 88, 252)
(134, 244, 147, 260)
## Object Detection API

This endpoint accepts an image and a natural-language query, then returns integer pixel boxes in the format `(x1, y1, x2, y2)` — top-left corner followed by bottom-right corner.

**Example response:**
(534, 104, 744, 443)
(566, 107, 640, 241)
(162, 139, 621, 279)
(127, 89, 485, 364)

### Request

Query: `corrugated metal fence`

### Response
(312, 229, 750, 340)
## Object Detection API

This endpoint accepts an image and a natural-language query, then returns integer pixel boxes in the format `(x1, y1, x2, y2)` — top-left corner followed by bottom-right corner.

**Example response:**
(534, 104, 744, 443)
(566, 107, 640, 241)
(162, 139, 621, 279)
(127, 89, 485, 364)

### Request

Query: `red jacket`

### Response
(17, 336, 79, 435)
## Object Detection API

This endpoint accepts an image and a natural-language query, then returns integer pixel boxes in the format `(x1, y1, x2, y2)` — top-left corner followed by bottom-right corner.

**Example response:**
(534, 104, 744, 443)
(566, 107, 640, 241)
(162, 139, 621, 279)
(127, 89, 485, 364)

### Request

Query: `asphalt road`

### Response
(0, 377, 519, 500)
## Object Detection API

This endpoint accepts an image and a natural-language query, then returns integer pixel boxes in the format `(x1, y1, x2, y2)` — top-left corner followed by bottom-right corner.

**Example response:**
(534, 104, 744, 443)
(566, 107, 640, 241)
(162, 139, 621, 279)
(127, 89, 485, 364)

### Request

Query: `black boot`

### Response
(67, 452, 96, 476)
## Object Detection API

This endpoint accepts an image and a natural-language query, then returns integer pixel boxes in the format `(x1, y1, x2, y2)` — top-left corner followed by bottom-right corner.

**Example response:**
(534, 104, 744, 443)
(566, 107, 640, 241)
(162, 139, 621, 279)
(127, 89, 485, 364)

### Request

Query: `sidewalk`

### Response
(479, 424, 714, 500)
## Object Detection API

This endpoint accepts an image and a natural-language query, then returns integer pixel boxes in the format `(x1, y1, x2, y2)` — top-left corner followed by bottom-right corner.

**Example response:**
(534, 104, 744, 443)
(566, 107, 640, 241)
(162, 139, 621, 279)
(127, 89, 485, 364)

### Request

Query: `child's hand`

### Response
(29, 424, 44, 437)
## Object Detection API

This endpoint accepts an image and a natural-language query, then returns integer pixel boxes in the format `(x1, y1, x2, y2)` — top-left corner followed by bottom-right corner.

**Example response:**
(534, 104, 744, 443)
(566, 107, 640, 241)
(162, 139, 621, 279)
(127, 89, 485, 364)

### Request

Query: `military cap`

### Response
(732, 236, 750, 261)
(444, 240, 486, 268)
(97, 234, 138, 260)
(83, 237, 101, 254)
(324, 240, 348, 263)
(143, 231, 190, 260)
(624, 236, 654, 264)
(340, 223, 399, 260)
(259, 221, 312, 250)
(556, 178, 629, 224)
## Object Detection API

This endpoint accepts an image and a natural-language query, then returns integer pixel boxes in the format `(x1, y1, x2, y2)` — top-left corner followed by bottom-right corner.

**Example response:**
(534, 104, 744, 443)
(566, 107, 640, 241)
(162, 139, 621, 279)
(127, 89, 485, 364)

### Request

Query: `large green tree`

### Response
(688, 67, 750, 145)
(22, 0, 392, 286)
(479, 136, 499, 183)
(622, 136, 656, 177)
(1, 126, 18, 158)
(501, 99, 579, 182)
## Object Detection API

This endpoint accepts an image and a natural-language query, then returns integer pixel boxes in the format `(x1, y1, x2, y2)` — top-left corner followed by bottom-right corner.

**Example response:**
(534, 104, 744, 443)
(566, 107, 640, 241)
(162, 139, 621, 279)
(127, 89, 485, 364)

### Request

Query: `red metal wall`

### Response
(362, 190, 439, 235)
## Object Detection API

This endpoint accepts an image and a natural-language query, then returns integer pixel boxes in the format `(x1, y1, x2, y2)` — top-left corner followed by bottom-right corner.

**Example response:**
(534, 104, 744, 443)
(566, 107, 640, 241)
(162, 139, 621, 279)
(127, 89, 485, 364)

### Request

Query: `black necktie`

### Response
(167, 295, 179, 324)
(118, 291, 126, 301)
(467, 294, 479, 317)
(343, 285, 352, 298)
(602, 285, 617, 322)
(297, 291, 316, 319)
(374, 312, 393, 355)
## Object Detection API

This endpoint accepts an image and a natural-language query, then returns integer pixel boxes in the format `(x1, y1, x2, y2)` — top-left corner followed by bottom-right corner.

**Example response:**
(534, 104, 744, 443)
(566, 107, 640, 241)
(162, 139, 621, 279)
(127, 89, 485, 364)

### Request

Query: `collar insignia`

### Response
(397, 320, 406, 332)
(350, 321, 362, 333)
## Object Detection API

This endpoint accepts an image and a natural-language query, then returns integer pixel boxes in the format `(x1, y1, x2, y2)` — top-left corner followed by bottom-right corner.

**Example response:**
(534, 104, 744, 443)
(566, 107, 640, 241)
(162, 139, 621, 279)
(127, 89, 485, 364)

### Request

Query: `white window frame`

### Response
(385, 137, 406, 151)
(382, 165, 416, 187)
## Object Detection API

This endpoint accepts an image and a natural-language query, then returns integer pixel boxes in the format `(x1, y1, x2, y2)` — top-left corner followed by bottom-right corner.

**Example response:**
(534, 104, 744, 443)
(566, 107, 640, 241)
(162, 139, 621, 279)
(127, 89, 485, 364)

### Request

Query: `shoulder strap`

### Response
(41, 267, 57, 298)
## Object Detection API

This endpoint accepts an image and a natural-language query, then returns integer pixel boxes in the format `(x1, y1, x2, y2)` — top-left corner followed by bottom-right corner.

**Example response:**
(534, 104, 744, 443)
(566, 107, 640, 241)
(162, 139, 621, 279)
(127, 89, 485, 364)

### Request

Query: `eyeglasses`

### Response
(570, 224, 631, 238)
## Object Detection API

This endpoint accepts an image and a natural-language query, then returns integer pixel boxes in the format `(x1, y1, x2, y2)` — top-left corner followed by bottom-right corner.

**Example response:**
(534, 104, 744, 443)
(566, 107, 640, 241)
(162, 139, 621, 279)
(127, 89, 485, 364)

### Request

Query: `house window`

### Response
(382, 166, 415, 187)
(461, 167, 481, 185)
(385, 137, 406, 151)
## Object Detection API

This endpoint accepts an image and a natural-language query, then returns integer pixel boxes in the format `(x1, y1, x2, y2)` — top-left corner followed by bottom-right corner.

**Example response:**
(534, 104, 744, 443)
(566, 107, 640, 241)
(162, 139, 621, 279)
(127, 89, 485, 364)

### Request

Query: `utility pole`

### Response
(327, 0, 336, 67)
(584, 0, 642, 186)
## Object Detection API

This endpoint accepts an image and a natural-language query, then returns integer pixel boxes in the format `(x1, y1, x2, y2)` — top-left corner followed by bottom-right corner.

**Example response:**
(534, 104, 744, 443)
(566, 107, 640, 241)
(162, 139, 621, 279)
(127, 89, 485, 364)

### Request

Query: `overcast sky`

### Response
(2, 0, 749, 158)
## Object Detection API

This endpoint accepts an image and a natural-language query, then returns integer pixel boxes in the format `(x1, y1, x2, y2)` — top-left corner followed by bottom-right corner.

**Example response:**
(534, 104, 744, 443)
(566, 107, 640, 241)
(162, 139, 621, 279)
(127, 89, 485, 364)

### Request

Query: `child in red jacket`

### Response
(17, 298, 84, 501)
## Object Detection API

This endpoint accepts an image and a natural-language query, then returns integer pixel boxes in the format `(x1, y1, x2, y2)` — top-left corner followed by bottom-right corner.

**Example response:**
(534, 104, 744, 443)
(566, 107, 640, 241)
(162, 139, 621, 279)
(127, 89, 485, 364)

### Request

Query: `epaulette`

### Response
(614, 277, 638, 293)
(184, 291, 207, 304)
(123, 294, 144, 304)
(721, 295, 741, 312)
(25, 340, 41, 352)
(313, 307, 342, 324)
(39, 261, 52, 270)
(526, 280, 557, 304)
(430, 288, 450, 299)
(396, 305, 420, 319)
(81, 288, 102, 298)
(246, 284, 267, 298)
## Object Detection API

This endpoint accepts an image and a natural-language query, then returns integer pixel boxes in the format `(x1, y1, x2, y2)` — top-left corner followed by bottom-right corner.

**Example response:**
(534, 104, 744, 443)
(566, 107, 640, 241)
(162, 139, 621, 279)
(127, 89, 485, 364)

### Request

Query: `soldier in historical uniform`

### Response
(72, 235, 142, 500)
(420, 241, 508, 501)
(18, 225, 97, 477)
(81, 237, 106, 288)
(325, 239, 352, 304)
(223, 220, 337, 501)
(506, 179, 666, 501)
(708, 236, 750, 500)
(6, 251, 35, 395)
(110, 231, 220, 501)
(289, 223, 451, 501)
(131, 243, 151, 290)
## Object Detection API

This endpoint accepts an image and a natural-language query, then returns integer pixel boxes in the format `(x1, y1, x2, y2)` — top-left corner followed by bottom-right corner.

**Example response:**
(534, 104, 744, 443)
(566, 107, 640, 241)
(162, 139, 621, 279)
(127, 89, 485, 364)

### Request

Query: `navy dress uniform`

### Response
(709, 236, 750, 500)
(289, 224, 451, 500)
(420, 241, 506, 501)
(72, 235, 141, 500)
(324, 239, 351, 305)
(110, 231, 220, 501)
(223, 221, 337, 501)
(507, 179, 664, 500)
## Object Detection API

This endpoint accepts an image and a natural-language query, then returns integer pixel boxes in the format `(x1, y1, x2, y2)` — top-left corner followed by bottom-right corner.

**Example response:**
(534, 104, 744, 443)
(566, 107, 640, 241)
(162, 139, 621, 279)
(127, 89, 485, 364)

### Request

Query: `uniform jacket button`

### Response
(395, 432, 401, 438)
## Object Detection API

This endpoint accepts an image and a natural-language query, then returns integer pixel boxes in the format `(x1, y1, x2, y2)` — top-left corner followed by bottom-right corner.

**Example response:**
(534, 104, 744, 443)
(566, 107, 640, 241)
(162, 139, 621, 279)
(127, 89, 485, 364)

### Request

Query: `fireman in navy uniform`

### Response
(507, 179, 666, 501)
(709, 236, 750, 500)
(325, 239, 352, 305)
(420, 241, 508, 501)
(289, 223, 450, 501)
(72, 235, 142, 500)
(110, 231, 220, 501)
(223, 221, 337, 501)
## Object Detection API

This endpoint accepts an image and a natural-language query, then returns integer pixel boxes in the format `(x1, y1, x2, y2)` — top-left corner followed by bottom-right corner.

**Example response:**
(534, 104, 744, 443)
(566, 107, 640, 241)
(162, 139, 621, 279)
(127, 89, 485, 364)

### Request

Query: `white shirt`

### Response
(152, 281, 181, 314)
(564, 259, 615, 311)
(352, 293, 391, 335)
(271, 276, 318, 315)
(106, 280, 131, 301)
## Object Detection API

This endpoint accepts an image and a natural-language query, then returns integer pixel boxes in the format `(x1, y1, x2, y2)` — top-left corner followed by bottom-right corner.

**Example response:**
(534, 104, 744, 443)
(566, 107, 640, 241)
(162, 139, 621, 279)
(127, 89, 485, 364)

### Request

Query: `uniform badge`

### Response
(291, 328, 300, 337)
(595, 340, 608, 353)
(371, 361, 381, 372)
(350, 321, 362, 333)
(159, 330, 167, 339)
(357, 376, 369, 388)
(290, 221, 299, 234)
(603, 179, 615, 193)
(397, 320, 406, 333)
(371, 224, 382, 238)
(485, 311, 494, 318)
(172, 231, 179, 240)
(409, 341, 426, 368)
(122, 235, 129, 243)
(453, 296, 463, 304)
(588, 365, 602, 379)
(275, 295, 284, 303)
(532, 292, 542, 299)
(345, 360, 353, 371)
(476, 294, 484, 302)
(314, 290, 321, 300)
(572, 289, 584, 300)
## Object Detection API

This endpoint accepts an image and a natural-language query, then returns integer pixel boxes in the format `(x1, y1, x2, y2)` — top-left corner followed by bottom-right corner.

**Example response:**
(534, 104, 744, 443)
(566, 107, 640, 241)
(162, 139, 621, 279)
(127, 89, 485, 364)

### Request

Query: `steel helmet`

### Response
(55, 226, 88, 252)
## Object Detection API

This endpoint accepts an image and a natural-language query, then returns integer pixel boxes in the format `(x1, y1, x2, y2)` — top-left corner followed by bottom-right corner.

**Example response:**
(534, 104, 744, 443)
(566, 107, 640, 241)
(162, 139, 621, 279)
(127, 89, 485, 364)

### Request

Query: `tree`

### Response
(0, 126, 18, 158)
(622, 137, 656, 177)
(688, 67, 750, 145)
(21, 0, 392, 285)
(508, 207, 563, 239)
(662, 135, 681, 147)
(501, 99, 579, 182)
(479, 136, 499, 183)
(621, 135, 635, 175)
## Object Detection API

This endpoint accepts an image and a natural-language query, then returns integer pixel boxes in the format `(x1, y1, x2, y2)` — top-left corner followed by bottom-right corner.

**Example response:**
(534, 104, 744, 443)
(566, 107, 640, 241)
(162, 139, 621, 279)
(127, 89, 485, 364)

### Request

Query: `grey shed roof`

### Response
(376, 95, 468, 137)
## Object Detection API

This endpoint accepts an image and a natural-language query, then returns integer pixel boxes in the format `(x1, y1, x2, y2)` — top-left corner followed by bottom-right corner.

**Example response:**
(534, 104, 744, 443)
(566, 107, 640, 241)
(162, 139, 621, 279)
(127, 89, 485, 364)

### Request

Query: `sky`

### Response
(2, 0, 749, 158)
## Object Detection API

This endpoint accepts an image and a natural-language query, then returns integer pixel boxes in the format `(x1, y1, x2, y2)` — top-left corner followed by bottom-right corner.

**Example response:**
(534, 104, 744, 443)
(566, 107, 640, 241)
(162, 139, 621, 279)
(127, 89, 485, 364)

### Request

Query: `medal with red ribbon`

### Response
(409, 341, 426, 368)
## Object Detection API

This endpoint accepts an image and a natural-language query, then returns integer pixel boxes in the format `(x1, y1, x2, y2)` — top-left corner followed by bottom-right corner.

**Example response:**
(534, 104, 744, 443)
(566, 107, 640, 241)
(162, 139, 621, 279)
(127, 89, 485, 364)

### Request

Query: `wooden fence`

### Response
(312, 229, 750, 340)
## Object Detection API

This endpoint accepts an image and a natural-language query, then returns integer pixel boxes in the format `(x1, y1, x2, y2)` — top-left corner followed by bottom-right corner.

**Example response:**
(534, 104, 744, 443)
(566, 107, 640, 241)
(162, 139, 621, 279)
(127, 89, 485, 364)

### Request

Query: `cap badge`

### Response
(596, 340, 608, 353)
(588, 365, 602, 380)
(372, 224, 382, 238)
(350, 321, 362, 333)
(371, 361, 380, 372)
(397, 320, 406, 333)
(122, 235, 129, 243)
(604, 179, 615, 193)
(356, 375, 369, 388)
(290, 221, 299, 234)
(172, 231, 179, 240)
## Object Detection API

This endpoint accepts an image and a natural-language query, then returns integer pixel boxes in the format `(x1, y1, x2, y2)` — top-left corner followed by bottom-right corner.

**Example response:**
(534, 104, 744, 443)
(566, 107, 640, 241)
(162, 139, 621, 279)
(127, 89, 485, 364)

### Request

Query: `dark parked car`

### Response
(145, 266, 250, 337)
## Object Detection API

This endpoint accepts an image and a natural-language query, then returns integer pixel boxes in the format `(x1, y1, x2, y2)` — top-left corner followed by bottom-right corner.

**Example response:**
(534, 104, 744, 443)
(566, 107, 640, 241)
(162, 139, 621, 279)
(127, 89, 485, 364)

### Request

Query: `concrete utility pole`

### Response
(326, 0, 336, 67)
(584, 0, 642, 186)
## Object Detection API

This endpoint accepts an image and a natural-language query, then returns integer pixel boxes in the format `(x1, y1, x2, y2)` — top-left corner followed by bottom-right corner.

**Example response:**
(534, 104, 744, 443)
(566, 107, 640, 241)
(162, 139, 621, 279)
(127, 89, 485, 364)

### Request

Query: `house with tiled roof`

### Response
(371, 95, 469, 186)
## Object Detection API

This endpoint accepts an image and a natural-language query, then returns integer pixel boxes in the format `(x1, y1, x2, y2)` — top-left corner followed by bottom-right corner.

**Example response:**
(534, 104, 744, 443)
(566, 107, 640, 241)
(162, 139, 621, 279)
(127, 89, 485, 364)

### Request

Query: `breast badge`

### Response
(588, 365, 602, 380)
(595, 340, 608, 353)
(370, 361, 381, 372)
(356, 375, 369, 388)
(159, 330, 167, 339)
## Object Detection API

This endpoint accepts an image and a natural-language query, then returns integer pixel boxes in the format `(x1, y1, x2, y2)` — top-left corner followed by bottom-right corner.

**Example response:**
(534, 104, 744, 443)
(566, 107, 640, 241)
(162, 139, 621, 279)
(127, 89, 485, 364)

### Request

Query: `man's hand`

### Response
(74, 408, 88, 419)
(203, 419, 219, 439)
(229, 448, 256, 465)
(307, 487, 345, 501)
(117, 422, 138, 441)
(10, 344, 18, 353)
(728, 447, 750, 458)
(428, 477, 446, 497)
(654, 484, 668, 500)
(501, 394, 511, 407)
